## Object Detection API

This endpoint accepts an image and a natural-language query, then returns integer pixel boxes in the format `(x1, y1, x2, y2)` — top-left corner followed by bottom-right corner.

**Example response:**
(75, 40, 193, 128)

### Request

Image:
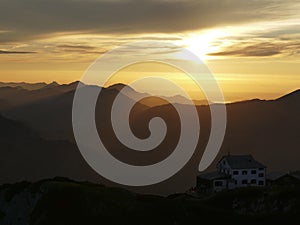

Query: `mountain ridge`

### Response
(0, 81, 299, 105)
(0, 82, 299, 194)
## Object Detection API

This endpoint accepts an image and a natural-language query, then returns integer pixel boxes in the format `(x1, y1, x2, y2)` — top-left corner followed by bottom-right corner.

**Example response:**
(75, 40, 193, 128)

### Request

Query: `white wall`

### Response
(218, 158, 266, 188)
(230, 168, 266, 187)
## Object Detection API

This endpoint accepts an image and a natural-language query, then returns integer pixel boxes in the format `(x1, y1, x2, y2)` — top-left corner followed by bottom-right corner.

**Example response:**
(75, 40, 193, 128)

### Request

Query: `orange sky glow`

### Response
(0, 0, 299, 102)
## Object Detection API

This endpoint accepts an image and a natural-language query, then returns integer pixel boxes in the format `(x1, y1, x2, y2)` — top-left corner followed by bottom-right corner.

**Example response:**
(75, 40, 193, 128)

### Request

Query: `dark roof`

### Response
(220, 155, 266, 169)
(197, 171, 230, 181)
(267, 171, 300, 181)
(267, 172, 286, 181)
(291, 171, 300, 180)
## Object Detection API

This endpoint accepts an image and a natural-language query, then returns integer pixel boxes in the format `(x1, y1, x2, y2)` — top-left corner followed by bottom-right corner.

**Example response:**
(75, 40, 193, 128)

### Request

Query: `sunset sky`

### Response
(0, 0, 299, 101)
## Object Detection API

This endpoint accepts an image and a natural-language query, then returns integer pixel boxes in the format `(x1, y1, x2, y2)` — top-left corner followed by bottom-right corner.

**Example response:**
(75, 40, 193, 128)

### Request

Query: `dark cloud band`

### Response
(0, 0, 295, 43)
(209, 41, 300, 57)
(0, 50, 36, 54)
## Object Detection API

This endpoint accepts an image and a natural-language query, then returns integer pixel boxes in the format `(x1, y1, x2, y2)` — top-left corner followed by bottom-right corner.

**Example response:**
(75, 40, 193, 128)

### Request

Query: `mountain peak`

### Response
(63, 81, 83, 88)
(68, 80, 81, 86)
(107, 83, 134, 92)
(42, 81, 59, 89)
(49, 81, 59, 86)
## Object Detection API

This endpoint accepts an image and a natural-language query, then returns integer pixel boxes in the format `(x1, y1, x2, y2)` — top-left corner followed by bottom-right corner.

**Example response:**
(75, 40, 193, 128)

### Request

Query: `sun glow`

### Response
(183, 29, 228, 60)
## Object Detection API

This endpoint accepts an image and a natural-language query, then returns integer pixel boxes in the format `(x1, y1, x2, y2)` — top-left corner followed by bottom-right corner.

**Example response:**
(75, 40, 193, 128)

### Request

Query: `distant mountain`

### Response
(0, 81, 80, 111)
(0, 114, 38, 140)
(0, 81, 204, 112)
(0, 82, 149, 140)
(41, 81, 60, 89)
(0, 82, 299, 194)
(106, 82, 209, 106)
(107, 83, 134, 92)
(0, 82, 48, 90)
(214, 91, 300, 172)
(0, 114, 104, 186)
(276, 89, 300, 104)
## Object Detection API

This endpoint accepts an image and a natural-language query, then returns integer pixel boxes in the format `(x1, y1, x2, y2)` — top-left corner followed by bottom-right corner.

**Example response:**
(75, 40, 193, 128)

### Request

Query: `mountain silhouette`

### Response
(0, 82, 299, 194)
(0, 81, 48, 90)
(0, 81, 81, 111)
(0, 114, 105, 186)
(276, 89, 300, 104)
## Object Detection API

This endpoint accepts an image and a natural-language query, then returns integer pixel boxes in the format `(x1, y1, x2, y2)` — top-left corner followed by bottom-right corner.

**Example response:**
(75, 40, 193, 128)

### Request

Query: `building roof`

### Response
(267, 171, 300, 181)
(220, 155, 266, 169)
(197, 171, 230, 181)
(291, 171, 300, 180)
(267, 172, 286, 181)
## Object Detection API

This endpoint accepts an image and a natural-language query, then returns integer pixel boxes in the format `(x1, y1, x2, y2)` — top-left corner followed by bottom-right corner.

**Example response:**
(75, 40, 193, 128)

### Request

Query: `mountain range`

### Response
(0, 81, 299, 195)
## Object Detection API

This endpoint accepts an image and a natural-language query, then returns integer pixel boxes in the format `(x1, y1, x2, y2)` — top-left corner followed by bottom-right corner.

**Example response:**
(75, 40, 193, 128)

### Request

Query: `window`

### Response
(251, 179, 257, 184)
(242, 180, 248, 184)
(251, 170, 257, 174)
(235, 180, 238, 185)
(258, 181, 264, 186)
(258, 173, 264, 177)
(215, 181, 223, 187)
(259, 168, 264, 171)
(242, 170, 248, 175)
(233, 171, 239, 175)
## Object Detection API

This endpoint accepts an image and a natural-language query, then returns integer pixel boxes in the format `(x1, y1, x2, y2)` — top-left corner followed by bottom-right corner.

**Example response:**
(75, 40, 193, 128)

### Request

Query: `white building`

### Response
(197, 155, 266, 193)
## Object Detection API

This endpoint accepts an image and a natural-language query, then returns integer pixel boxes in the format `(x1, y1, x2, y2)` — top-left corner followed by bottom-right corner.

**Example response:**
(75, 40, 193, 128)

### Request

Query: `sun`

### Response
(183, 29, 227, 60)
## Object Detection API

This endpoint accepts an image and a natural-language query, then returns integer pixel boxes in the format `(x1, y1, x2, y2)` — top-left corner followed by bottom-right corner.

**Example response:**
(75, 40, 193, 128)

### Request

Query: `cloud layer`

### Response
(0, 0, 296, 43)
(0, 50, 36, 54)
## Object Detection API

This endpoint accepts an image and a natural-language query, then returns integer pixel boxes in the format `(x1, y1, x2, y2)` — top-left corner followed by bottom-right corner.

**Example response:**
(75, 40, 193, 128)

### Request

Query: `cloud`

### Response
(56, 45, 96, 50)
(54, 44, 106, 55)
(0, 50, 36, 54)
(208, 40, 300, 57)
(0, 0, 297, 43)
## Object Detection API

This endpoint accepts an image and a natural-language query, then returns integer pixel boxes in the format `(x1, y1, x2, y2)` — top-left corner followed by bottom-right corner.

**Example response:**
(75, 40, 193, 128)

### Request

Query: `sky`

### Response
(0, 0, 300, 102)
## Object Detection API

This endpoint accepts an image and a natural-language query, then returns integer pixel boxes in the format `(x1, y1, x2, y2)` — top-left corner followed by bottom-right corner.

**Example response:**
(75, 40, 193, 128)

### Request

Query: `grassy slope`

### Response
(1, 178, 300, 225)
